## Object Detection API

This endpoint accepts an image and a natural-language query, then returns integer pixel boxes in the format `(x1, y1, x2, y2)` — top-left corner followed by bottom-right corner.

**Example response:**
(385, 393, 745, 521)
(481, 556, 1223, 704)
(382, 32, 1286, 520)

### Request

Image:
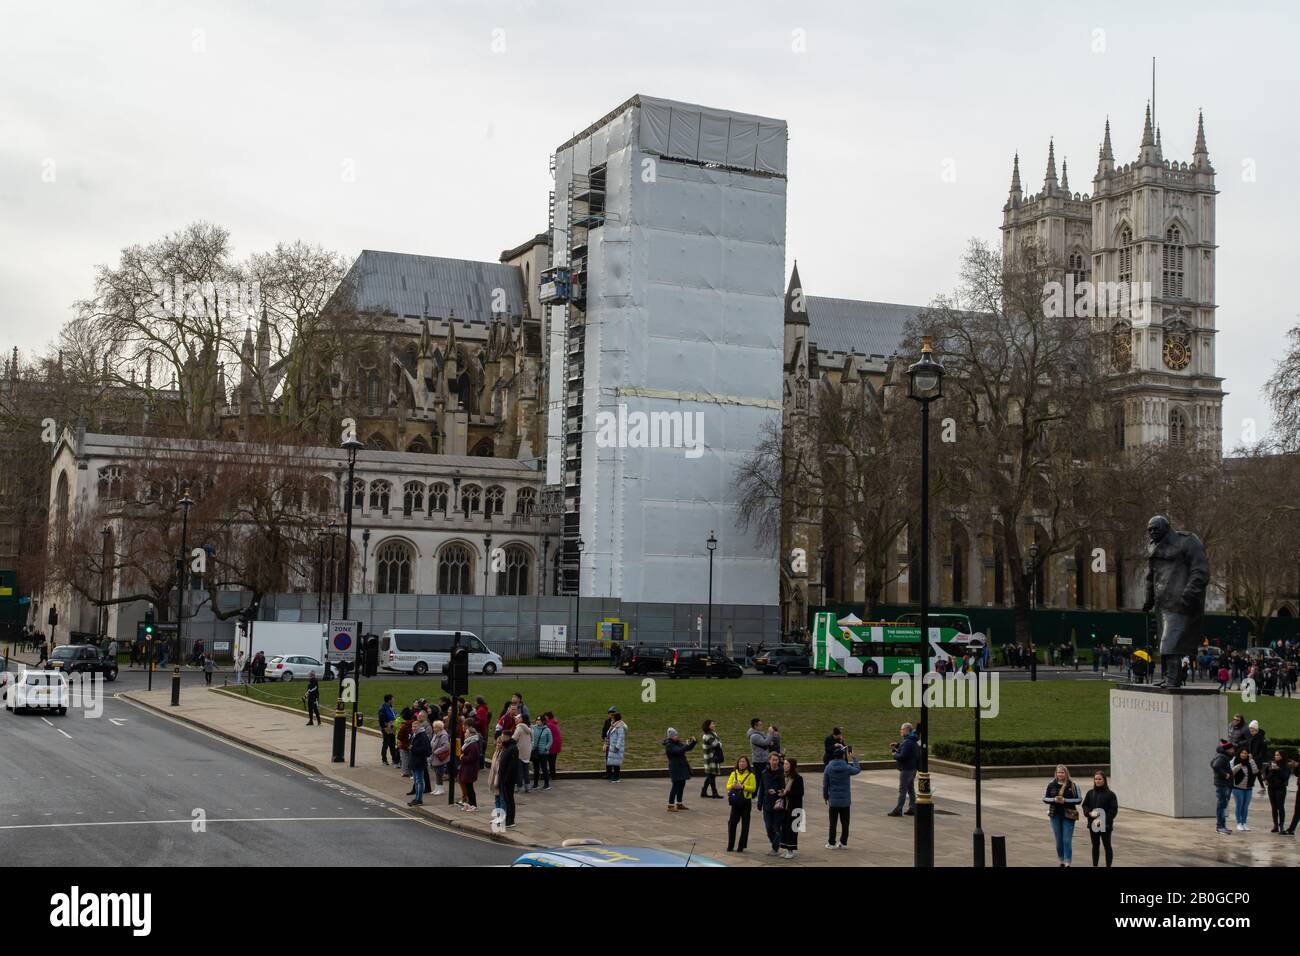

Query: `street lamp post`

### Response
(571, 537, 584, 656)
(973, 655, 985, 866)
(341, 437, 364, 767)
(171, 486, 194, 707)
(541, 535, 551, 597)
(316, 528, 326, 624)
(1028, 542, 1040, 681)
(483, 533, 493, 646)
(907, 335, 944, 869)
(326, 521, 339, 626)
(98, 527, 110, 644)
(362, 528, 371, 595)
(706, 531, 717, 660)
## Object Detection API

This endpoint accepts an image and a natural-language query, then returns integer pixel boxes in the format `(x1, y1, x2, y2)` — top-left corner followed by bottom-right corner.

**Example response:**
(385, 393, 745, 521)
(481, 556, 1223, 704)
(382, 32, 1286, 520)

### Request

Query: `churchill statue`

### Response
(1141, 515, 1210, 688)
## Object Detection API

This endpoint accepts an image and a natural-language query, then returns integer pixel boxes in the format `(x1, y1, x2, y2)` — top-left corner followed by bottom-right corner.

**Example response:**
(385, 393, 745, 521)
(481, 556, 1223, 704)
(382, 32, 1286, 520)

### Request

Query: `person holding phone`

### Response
(725, 756, 757, 852)
(822, 744, 860, 850)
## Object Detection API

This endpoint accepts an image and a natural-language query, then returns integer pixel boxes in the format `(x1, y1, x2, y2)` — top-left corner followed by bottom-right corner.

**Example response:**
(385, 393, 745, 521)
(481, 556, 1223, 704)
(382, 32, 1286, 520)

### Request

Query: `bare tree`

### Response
(1265, 321, 1300, 452)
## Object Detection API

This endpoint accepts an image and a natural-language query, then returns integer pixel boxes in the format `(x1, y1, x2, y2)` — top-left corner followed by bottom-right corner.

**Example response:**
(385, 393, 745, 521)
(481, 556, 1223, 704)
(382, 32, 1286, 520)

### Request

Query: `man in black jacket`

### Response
(497, 736, 520, 827)
(888, 723, 920, 816)
(823, 727, 844, 766)
(1212, 740, 1234, 835)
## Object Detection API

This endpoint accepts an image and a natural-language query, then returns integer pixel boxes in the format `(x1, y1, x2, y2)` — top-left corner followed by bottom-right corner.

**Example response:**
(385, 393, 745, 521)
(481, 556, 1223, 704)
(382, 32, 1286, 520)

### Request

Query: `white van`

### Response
(380, 630, 504, 676)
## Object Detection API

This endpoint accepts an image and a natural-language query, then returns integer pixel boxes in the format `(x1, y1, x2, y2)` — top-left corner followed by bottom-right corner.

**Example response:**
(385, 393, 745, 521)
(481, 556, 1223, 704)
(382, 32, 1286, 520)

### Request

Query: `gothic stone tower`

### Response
(1002, 106, 1225, 452)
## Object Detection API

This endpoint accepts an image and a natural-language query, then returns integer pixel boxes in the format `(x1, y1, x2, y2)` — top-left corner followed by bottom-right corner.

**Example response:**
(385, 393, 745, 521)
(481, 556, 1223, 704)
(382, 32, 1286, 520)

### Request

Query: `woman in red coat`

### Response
(458, 726, 482, 811)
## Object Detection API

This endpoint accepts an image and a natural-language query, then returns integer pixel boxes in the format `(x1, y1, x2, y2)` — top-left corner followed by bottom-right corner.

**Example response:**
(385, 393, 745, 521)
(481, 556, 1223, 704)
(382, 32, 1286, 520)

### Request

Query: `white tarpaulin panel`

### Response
(634, 95, 787, 176)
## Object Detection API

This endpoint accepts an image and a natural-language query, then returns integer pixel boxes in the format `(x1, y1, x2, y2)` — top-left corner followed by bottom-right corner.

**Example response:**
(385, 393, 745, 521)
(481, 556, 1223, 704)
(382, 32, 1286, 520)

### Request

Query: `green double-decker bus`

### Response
(811, 611, 986, 676)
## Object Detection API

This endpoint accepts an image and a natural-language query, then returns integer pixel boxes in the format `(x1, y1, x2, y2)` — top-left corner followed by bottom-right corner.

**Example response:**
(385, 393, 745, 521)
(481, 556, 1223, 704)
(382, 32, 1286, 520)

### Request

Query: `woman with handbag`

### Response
(779, 757, 805, 859)
(700, 719, 724, 799)
(725, 757, 757, 852)
(1042, 764, 1083, 866)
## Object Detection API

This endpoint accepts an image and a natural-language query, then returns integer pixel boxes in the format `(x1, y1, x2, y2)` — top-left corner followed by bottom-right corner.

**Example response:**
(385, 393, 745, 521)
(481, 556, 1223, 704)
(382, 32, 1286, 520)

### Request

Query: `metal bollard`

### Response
(991, 835, 1007, 867)
(973, 830, 986, 867)
(573, 650, 580, 674)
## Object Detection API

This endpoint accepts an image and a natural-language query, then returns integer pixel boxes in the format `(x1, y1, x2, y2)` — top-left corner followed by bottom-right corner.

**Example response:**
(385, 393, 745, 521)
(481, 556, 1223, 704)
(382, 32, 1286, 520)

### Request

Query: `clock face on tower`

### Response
(1163, 327, 1192, 371)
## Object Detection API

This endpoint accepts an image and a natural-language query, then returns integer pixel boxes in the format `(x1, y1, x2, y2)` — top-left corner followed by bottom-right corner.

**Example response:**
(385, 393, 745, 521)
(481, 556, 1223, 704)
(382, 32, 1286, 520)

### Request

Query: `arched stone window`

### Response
(55, 470, 69, 550)
(438, 542, 473, 594)
(428, 482, 449, 515)
(1067, 250, 1088, 286)
(1163, 226, 1185, 298)
(485, 485, 505, 516)
(515, 487, 536, 516)
(366, 433, 392, 451)
(496, 545, 531, 596)
(375, 540, 414, 594)
(407, 435, 430, 453)
(1169, 407, 1188, 448)
(402, 481, 424, 516)
(350, 477, 365, 511)
(365, 369, 382, 406)
(97, 467, 124, 500)
(460, 484, 481, 515)
(1118, 226, 1134, 286)
(311, 476, 334, 514)
(369, 479, 392, 515)
(470, 438, 494, 457)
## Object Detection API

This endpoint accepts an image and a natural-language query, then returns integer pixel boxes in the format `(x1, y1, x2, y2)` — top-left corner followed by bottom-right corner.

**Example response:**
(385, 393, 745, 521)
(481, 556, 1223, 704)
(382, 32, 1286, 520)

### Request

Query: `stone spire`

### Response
(1061, 158, 1069, 194)
(785, 261, 808, 326)
(1141, 102, 1155, 147)
(1100, 117, 1113, 162)
(1043, 139, 1058, 194)
(1010, 152, 1022, 196)
(1193, 109, 1212, 169)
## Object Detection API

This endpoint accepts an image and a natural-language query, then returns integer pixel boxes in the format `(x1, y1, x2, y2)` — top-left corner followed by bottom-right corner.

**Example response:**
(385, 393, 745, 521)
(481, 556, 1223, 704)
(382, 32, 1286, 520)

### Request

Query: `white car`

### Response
(5, 669, 70, 715)
(266, 655, 325, 681)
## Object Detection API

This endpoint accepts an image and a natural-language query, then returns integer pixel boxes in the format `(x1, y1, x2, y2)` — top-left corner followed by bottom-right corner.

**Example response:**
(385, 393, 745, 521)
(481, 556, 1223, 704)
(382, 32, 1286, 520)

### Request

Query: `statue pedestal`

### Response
(1109, 684, 1226, 818)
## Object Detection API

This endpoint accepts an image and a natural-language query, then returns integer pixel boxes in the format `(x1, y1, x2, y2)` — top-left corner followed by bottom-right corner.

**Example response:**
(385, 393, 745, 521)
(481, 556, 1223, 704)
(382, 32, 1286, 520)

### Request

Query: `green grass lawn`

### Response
(219, 676, 1300, 771)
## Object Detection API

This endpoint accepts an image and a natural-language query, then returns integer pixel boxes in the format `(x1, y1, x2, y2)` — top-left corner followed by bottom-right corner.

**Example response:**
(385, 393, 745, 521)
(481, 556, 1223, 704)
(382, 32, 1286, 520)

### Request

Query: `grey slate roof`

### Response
(805, 296, 925, 359)
(346, 250, 528, 322)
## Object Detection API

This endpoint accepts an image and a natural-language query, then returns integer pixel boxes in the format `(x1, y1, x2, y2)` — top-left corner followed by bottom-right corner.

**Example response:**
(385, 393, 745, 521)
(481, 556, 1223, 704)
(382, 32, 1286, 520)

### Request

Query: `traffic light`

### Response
(441, 634, 469, 697)
(143, 606, 155, 640)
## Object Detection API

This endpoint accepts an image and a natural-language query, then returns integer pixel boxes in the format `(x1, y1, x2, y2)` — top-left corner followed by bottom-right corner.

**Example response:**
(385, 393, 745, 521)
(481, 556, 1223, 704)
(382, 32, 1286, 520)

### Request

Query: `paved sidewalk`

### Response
(118, 686, 1300, 867)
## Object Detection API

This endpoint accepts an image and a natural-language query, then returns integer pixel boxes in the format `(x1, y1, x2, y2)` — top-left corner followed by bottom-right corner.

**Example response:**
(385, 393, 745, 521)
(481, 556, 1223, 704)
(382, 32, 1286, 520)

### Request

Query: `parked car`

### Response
(267, 655, 325, 681)
(753, 644, 813, 675)
(664, 648, 743, 679)
(46, 644, 118, 681)
(512, 841, 725, 867)
(619, 643, 673, 675)
(6, 669, 70, 715)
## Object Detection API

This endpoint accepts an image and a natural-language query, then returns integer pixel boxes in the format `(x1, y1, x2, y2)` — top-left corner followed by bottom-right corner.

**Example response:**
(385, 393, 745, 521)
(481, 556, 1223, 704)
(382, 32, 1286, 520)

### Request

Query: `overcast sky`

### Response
(2, 0, 1296, 450)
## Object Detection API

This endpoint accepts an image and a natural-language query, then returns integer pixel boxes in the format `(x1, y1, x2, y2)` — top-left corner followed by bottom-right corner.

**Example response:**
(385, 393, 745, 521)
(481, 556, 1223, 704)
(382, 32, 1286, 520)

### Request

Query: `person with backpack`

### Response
(1082, 771, 1119, 867)
(1042, 764, 1083, 866)
(1212, 739, 1235, 835)
(699, 719, 724, 799)
(822, 744, 861, 850)
(663, 728, 697, 812)
(378, 694, 398, 766)
(724, 756, 757, 853)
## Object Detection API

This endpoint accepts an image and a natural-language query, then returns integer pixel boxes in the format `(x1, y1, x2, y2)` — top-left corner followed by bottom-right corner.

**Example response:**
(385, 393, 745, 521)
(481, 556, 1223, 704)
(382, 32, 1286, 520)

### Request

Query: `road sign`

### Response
(1114, 636, 1133, 646)
(328, 619, 358, 661)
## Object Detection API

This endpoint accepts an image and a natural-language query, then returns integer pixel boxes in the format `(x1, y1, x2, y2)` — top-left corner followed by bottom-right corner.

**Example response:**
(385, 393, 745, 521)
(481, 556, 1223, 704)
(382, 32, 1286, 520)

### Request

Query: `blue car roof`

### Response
(513, 846, 726, 867)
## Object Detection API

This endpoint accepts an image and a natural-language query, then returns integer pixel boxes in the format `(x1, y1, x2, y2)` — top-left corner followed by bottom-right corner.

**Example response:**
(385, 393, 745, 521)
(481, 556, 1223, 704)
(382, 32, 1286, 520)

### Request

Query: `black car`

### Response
(619, 644, 672, 675)
(46, 644, 118, 681)
(754, 644, 812, 675)
(664, 648, 743, 679)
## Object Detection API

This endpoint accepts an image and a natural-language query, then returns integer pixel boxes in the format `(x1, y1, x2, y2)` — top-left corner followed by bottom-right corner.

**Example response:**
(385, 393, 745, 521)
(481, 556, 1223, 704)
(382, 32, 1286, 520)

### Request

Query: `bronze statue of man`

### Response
(1142, 515, 1210, 688)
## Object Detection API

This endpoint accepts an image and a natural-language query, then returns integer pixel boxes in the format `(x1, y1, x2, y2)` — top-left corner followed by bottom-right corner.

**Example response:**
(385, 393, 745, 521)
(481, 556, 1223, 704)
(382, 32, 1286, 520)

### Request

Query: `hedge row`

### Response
(933, 740, 1109, 766)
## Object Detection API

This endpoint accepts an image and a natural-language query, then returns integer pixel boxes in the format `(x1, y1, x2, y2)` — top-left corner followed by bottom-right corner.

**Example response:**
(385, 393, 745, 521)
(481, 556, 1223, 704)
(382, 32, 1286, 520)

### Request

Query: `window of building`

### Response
(1162, 226, 1185, 298)
(485, 485, 505, 516)
(1067, 251, 1088, 286)
(428, 482, 449, 515)
(496, 545, 531, 596)
(1169, 407, 1188, 448)
(438, 543, 473, 594)
(460, 484, 481, 515)
(369, 479, 392, 515)
(1118, 227, 1133, 286)
(402, 481, 424, 516)
(375, 540, 414, 594)
(350, 478, 365, 511)
(515, 487, 536, 516)
(97, 467, 124, 500)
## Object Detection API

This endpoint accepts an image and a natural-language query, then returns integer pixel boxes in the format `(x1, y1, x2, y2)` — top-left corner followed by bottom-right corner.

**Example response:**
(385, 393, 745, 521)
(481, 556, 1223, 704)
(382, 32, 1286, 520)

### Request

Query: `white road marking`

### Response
(0, 816, 411, 831)
(57, 729, 72, 739)
(108, 718, 128, 726)
(40, 717, 53, 726)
